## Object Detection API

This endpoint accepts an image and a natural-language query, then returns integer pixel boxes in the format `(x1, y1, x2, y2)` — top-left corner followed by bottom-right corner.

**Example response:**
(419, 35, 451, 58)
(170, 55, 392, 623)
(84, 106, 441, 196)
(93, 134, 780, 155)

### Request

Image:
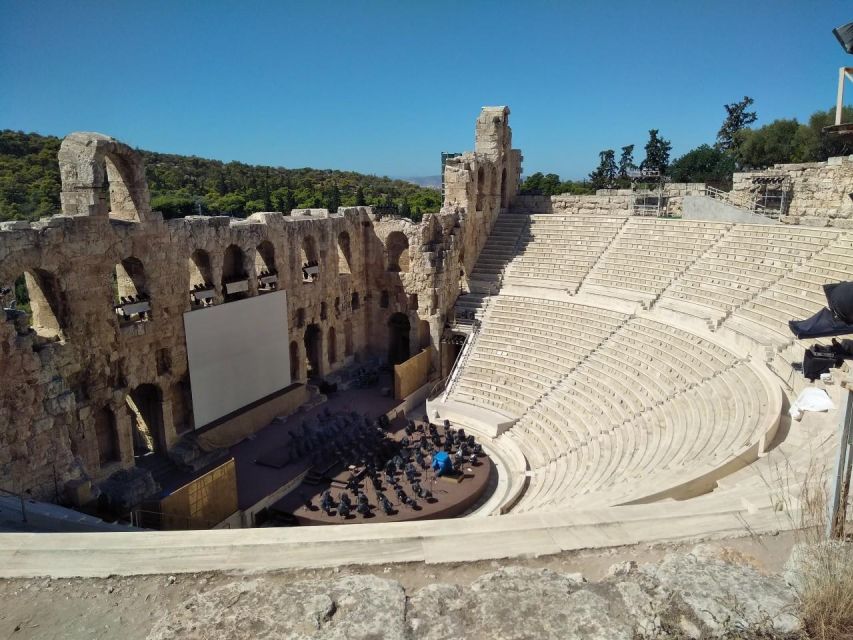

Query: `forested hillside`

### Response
(0, 131, 442, 222)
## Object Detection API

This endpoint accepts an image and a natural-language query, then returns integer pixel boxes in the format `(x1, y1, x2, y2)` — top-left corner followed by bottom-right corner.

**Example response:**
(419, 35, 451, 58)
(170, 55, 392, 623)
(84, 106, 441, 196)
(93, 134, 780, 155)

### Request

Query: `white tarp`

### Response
(789, 387, 835, 421)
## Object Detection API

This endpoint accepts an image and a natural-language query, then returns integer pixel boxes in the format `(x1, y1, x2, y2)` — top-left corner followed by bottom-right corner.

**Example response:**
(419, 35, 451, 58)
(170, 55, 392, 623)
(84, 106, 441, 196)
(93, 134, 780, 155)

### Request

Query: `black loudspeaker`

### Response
(833, 22, 853, 54)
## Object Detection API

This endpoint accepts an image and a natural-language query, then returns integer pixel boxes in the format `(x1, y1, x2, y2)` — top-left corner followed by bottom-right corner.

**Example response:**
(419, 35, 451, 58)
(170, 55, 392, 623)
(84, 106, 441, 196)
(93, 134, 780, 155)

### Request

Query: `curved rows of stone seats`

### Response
(658, 226, 839, 319)
(503, 215, 626, 290)
(450, 296, 629, 417)
(722, 234, 853, 347)
(510, 358, 776, 513)
(502, 316, 740, 467)
(578, 218, 731, 298)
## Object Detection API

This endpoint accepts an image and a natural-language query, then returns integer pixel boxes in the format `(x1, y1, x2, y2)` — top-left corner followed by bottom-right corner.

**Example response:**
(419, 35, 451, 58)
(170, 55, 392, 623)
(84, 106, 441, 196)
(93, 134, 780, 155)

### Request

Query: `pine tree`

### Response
(618, 145, 636, 179)
(325, 184, 341, 212)
(716, 96, 757, 152)
(355, 185, 366, 206)
(399, 197, 411, 218)
(588, 149, 618, 189)
(641, 130, 672, 175)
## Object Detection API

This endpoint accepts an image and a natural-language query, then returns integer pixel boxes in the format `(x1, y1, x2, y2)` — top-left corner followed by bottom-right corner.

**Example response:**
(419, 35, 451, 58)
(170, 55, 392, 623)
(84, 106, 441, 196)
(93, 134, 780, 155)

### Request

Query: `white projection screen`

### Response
(184, 291, 291, 428)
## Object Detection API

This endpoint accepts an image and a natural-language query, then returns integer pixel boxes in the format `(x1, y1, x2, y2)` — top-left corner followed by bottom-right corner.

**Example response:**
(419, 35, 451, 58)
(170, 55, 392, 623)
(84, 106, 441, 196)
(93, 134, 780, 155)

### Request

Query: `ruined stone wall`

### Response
(442, 106, 520, 282)
(511, 184, 704, 216)
(0, 107, 518, 501)
(732, 157, 853, 227)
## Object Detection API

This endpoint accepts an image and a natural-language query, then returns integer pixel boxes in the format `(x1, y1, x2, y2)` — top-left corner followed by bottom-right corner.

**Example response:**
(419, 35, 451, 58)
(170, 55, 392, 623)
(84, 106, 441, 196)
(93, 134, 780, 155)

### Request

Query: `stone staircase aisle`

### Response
(453, 211, 529, 331)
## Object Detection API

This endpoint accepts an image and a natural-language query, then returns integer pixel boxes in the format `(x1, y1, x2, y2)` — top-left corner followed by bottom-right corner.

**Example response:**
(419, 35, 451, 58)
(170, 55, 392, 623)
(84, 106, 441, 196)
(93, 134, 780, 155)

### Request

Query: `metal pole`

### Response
(827, 389, 853, 539)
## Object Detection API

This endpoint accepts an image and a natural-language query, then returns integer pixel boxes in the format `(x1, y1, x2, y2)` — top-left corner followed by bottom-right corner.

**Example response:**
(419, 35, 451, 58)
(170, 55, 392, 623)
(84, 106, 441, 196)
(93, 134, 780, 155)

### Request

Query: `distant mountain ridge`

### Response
(400, 175, 442, 189)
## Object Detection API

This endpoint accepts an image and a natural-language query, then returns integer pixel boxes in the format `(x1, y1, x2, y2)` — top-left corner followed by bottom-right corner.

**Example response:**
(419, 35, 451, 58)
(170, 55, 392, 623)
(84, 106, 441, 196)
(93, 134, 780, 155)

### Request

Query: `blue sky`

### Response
(1, 1, 852, 179)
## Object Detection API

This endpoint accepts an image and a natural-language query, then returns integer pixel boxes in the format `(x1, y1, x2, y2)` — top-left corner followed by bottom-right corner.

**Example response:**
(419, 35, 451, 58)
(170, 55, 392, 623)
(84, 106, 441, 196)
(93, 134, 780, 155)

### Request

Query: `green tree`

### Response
(618, 145, 635, 179)
(716, 96, 758, 152)
(669, 145, 736, 185)
(355, 185, 366, 206)
(399, 197, 411, 218)
(734, 119, 801, 168)
(151, 193, 196, 219)
(588, 149, 618, 189)
(641, 130, 672, 175)
(324, 184, 341, 212)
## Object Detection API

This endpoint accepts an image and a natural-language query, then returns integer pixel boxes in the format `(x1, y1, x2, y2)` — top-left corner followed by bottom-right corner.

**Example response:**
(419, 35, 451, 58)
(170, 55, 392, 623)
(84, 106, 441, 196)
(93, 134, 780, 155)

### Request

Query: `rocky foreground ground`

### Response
(0, 537, 823, 640)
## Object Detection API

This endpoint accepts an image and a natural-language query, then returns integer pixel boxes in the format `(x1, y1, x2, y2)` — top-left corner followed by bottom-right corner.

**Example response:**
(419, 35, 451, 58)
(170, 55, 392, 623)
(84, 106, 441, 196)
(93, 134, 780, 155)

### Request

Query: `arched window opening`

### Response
(476, 165, 485, 211)
(380, 290, 389, 308)
(113, 257, 150, 324)
(289, 340, 300, 381)
(94, 406, 120, 466)
(3, 270, 67, 340)
(300, 236, 319, 283)
(255, 241, 278, 292)
(222, 245, 249, 302)
(388, 313, 411, 365)
(320, 301, 328, 320)
(295, 307, 305, 328)
(344, 320, 353, 357)
(327, 326, 337, 365)
(189, 249, 215, 308)
(351, 292, 360, 310)
(386, 232, 409, 273)
(334, 296, 340, 315)
(103, 154, 144, 223)
(337, 231, 352, 275)
(127, 383, 165, 458)
(304, 324, 322, 378)
(500, 167, 508, 207)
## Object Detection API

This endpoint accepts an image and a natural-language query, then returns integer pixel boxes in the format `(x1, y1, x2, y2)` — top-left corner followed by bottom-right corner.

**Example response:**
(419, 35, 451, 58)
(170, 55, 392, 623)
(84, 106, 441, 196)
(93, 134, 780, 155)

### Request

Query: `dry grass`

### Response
(755, 450, 853, 640)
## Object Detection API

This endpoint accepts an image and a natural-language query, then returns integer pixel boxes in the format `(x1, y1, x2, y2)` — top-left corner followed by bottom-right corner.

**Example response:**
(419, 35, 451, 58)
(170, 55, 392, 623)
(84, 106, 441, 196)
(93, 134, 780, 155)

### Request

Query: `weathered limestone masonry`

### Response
(511, 183, 705, 216)
(733, 156, 853, 226)
(441, 106, 522, 285)
(0, 107, 517, 501)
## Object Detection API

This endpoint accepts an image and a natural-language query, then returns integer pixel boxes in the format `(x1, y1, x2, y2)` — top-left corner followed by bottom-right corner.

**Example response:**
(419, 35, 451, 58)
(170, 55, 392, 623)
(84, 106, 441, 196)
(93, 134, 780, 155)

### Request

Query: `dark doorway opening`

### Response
(388, 312, 411, 365)
(304, 324, 322, 378)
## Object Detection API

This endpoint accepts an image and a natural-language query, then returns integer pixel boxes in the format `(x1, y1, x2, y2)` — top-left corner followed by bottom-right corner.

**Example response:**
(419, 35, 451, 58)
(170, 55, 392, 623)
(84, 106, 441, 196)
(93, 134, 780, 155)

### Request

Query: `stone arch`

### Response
(114, 257, 147, 302)
(301, 235, 319, 264)
(300, 236, 319, 282)
(328, 326, 337, 365)
(337, 231, 352, 275)
(388, 312, 411, 365)
(255, 240, 276, 275)
(255, 241, 278, 292)
(59, 132, 151, 222)
(94, 406, 120, 466)
(222, 244, 249, 302)
(304, 323, 322, 378)
(127, 383, 165, 457)
(6, 269, 67, 340)
(386, 232, 410, 273)
(189, 249, 213, 289)
(289, 340, 300, 381)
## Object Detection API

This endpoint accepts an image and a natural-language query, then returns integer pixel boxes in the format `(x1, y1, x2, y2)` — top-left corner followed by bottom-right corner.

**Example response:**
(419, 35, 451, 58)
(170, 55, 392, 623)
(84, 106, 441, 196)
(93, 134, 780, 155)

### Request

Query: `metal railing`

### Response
(703, 185, 785, 219)
(441, 297, 490, 402)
